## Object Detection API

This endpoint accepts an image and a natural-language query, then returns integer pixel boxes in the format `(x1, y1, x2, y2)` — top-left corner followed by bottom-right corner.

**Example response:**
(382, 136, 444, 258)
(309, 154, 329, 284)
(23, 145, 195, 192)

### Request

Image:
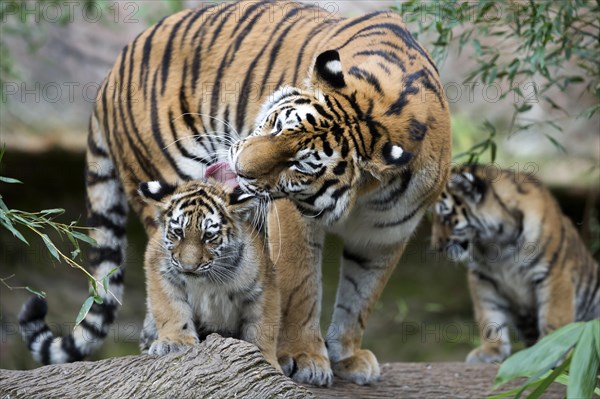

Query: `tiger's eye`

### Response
(204, 231, 216, 241)
(172, 228, 183, 237)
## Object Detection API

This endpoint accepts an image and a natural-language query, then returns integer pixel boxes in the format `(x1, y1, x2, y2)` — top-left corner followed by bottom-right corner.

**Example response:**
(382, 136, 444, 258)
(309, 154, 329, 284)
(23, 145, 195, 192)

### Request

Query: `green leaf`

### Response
(487, 379, 544, 399)
(0, 215, 28, 244)
(41, 234, 60, 262)
(70, 248, 81, 259)
(594, 320, 600, 357)
(568, 321, 600, 399)
(90, 277, 98, 296)
(517, 104, 533, 113)
(93, 295, 103, 305)
(544, 134, 567, 154)
(490, 142, 497, 163)
(0, 176, 22, 184)
(525, 356, 571, 399)
(25, 287, 46, 298)
(494, 322, 585, 389)
(39, 208, 65, 215)
(75, 296, 95, 326)
(103, 275, 109, 294)
(70, 231, 97, 246)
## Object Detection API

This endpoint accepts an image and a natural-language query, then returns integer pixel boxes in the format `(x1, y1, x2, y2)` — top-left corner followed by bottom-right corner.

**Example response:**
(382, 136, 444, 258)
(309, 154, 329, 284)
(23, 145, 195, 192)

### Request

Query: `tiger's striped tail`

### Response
(19, 114, 128, 364)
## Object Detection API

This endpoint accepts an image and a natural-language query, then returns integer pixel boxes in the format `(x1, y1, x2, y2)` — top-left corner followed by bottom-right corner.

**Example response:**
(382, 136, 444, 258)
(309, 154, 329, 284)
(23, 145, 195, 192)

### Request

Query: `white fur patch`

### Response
(147, 181, 161, 194)
(391, 145, 404, 159)
(463, 172, 475, 182)
(325, 60, 342, 74)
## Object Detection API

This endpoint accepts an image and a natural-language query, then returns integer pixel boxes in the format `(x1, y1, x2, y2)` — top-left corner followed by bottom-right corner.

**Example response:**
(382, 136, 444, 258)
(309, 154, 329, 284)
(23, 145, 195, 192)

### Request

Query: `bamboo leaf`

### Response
(494, 322, 585, 389)
(71, 231, 97, 246)
(544, 134, 567, 154)
(75, 296, 95, 326)
(567, 321, 600, 399)
(39, 208, 65, 215)
(525, 356, 571, 399)
(0, 176, 22, 184)
(102, 276, 109, 294)
(594, 320, 600, 357)
(41, 234, 60, 262)
(487, 380, 543, 399)
(25, 287, 46, 298)
(1, 216, 28, 244)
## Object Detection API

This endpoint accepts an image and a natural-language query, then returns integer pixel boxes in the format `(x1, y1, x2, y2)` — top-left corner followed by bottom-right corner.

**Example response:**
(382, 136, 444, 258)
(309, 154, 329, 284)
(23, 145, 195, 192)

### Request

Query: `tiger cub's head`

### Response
(139, 180, 258, 281)
(432, 164, 524, 262)
(229, 50, 432, 226)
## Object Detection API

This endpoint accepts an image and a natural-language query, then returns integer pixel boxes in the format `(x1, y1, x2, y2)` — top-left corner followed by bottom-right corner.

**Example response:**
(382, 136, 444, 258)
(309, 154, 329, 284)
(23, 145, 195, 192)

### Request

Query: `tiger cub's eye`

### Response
(204, 231, 217, 241)
(172, 228, 183, 237)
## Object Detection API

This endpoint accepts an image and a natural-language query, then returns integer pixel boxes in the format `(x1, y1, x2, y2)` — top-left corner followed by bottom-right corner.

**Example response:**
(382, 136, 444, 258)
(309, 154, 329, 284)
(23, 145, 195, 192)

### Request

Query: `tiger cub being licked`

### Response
(137, 179, 281, 371)
(432, 164, 600, 364)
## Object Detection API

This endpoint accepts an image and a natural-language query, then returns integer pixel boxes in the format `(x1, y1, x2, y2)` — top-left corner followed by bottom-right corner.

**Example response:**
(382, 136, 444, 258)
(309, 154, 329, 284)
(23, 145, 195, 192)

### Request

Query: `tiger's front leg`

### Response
(144, 238, 199, 356)
(326, 242, 407, 385)
(268, 199, 332, 387)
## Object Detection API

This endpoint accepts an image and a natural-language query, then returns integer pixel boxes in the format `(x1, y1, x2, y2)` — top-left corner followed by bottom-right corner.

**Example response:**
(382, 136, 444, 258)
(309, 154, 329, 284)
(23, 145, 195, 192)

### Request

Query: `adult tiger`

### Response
(432, 165, 599, 363)
(19, 0, 450, 386)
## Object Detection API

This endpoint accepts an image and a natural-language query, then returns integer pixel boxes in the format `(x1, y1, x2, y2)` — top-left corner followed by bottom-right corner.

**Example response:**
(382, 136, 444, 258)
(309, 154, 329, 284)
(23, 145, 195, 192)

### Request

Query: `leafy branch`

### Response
(1, 146, 120, 324)
(395, 0, 599, 158)
(489, 320, 600, 399)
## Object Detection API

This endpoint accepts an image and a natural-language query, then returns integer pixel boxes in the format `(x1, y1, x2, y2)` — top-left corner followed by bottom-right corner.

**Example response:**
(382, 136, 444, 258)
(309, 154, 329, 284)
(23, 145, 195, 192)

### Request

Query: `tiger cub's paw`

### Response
(278, 352, 333, 387)
(331, 349, 381, 385)
(148, 336, 198, 356)
(466, 346, 508, 364)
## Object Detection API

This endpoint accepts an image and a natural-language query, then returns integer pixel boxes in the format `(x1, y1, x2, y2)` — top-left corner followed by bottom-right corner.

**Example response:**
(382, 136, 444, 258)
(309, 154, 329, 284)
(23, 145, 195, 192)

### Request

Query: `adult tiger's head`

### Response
(228, 49, 446, 226)
(138, 180, 258, 281)
(431, 165, 525, 262)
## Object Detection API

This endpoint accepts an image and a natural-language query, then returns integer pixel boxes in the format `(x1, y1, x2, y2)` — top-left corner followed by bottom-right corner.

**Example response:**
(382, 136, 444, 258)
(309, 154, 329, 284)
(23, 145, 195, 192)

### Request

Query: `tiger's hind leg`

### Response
(466, 271, 512, 364)
(268, 199, 333, 387)
(326, 242, 406, 385)
(536, 263, 575, 336)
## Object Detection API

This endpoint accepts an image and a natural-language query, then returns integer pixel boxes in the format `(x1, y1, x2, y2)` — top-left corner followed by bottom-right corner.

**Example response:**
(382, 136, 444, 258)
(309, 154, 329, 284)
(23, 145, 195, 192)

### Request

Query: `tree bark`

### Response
(0, 334, 565, 399)
(0, 334, 310, 399)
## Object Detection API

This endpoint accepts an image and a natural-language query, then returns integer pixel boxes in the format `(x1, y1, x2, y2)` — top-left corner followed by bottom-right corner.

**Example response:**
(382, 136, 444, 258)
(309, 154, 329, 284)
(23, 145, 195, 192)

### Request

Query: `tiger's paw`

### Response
(466, 346, 508, 364)
(278, 352, 333, 387)
(331, 349, 381, 385)
(148, 336, 198, 356)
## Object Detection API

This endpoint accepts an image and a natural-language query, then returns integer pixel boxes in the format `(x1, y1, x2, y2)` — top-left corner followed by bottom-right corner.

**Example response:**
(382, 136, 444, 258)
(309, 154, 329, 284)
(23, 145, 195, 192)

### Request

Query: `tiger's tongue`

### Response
(205, 162, 239, 190)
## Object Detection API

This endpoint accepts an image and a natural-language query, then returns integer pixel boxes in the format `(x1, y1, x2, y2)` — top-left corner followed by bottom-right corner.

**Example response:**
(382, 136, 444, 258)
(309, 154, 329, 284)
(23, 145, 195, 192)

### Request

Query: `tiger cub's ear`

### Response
(449, 171, 486, 204)
(313, 50, 346, 89)
(227, 188, 258, 215)
(138, 181, 177, 205)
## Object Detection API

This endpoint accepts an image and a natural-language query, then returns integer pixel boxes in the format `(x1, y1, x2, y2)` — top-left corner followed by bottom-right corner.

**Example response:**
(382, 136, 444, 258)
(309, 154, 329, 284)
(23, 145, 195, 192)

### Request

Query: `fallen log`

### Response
(0, 334, 565, 399)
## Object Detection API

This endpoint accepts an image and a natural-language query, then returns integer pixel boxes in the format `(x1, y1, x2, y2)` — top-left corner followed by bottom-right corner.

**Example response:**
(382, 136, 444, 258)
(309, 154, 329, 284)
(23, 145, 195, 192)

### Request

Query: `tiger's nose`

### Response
(235, 136, 292, 179)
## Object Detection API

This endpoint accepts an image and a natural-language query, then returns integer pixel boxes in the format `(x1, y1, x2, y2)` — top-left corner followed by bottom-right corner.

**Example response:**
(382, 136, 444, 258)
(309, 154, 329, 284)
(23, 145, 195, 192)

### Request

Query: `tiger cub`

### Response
(137, 179, 281, 371)
(432, 164, 599, 363)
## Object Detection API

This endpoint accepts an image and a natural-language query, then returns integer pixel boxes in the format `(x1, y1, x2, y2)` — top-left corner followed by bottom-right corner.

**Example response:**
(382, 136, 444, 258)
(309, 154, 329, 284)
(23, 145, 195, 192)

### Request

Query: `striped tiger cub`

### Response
(432, 164, 600, 363)
(137, 179, 280, 371)
(19, 0, 450, 386)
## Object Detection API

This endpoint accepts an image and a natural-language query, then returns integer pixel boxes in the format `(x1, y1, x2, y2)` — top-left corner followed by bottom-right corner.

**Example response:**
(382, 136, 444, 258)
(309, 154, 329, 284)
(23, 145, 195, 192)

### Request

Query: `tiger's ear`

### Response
(313, 50, 346, 89)
(138, 181, 177, 206)
(448, 170, 486, 204)
(227, 188, 258, 215)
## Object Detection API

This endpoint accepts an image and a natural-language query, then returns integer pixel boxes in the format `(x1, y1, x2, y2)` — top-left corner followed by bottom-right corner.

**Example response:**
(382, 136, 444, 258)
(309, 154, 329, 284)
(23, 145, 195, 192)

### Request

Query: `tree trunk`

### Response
(0, 334, 310, 399)
(0, 334, 565, 399)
